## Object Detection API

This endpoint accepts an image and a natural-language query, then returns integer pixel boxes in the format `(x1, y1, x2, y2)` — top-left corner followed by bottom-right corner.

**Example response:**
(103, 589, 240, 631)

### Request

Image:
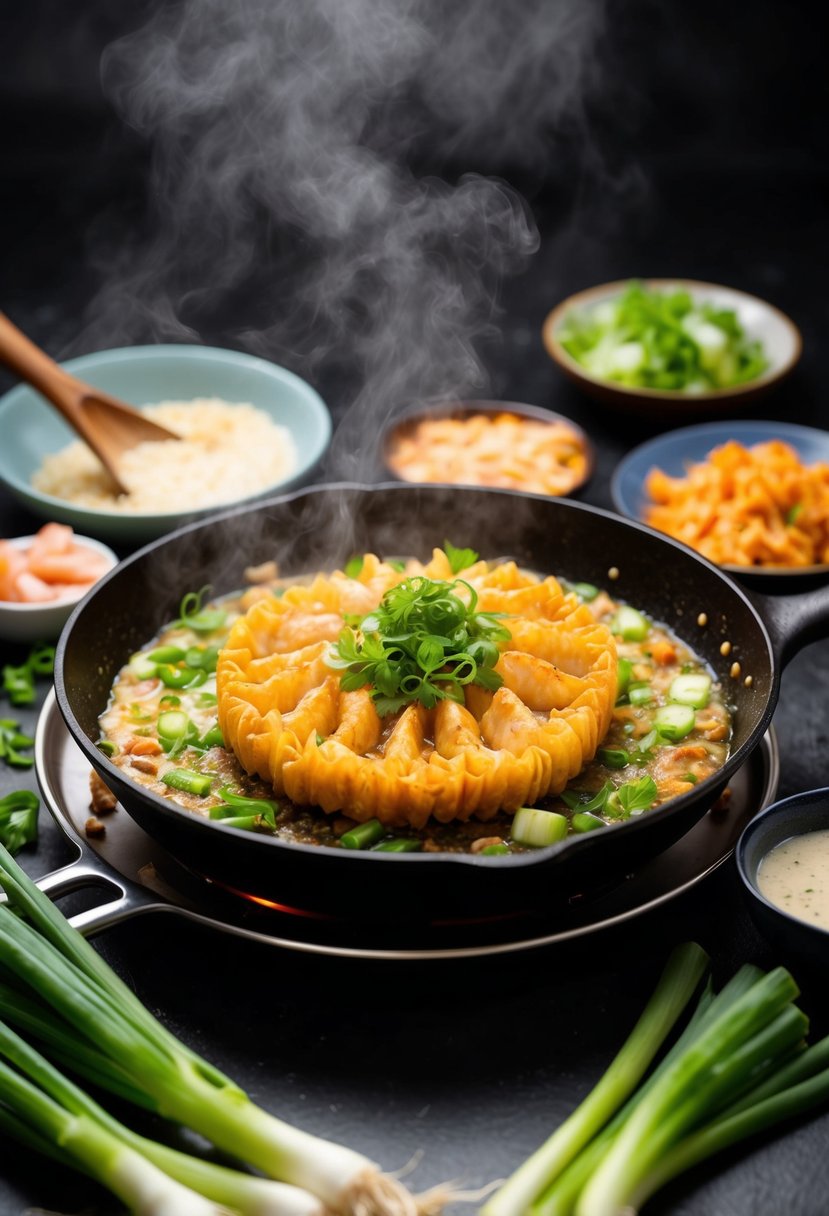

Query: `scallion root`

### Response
(341, 1166, 486, 1216)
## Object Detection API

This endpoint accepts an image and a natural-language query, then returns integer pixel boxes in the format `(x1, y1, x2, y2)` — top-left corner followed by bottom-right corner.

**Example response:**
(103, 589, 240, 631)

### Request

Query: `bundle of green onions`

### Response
(0, 843, 449, 1216)
(482, 941, 829, 1216)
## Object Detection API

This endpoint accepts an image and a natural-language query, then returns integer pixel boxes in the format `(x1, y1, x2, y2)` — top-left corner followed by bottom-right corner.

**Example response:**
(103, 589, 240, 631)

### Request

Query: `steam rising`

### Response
(83, 0, 607, 479)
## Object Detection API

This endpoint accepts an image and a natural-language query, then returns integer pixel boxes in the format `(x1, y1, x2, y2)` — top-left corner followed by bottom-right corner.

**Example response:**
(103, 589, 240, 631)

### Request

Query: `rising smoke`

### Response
(83, 0, 610, 479)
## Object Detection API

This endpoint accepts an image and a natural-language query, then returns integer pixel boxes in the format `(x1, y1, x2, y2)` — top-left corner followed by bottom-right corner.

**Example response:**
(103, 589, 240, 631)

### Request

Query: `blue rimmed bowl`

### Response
(610, 419, 829, 584)
(0, 344, 332, 543)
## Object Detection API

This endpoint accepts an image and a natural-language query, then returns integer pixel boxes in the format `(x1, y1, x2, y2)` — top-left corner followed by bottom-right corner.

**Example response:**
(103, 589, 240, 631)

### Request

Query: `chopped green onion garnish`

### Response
(628, 682, 653, 707)
(198, 724, 224, 750)
(340, 820, 385, 850)
(669, 673, 712, 709)
(511, 807, 568, 848)
(176, 587, 227, 634)
(26, 644, 56, 676)
(570, 582, 599, 602)
(215, 787, 280, 818)
(654, 704, 696, 742)
(329, 573, 511, 717)
(556, 279, 768, 391)
(157, 711, 200, 755)
(0, 790, 39, 855)
(2, 645, 56, 707)
(208, 809, 275, 831)
(560, 781, 614, 814)
(571, 812, 605, 834)
(628, 728, 658, 761)
(611, 606, 650, 642)
(616, 658, 634, 701)
(480, 843, 510, 855)
(370, 838, 422, 853)
(157, 664, 204, 690)
(127, 653, 158, 681)
(597, 748, 629, 770)
(95, 739, 117, 757)
(161, 769, 213, 797)
(147, 645, 187, 664)
(344, 555, 365, 578)
(185, 646, 220, 673)
(605, 775, 659, 819)
(0, 720, 34, 769)
(1, 664, 35, 707)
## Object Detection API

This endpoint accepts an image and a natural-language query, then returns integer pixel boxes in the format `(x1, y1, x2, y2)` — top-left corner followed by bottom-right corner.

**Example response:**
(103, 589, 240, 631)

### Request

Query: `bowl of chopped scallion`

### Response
(543, 279, 801, 415)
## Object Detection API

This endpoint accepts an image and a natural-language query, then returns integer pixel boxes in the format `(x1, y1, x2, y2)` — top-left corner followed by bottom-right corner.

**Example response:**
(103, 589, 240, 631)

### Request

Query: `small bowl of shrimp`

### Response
(0, 523, 117, 643)
(380, 400, 594, 498)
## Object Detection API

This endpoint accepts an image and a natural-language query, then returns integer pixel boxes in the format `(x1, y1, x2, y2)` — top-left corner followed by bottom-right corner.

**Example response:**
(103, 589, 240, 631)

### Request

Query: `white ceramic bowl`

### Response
(0, 344, 332, 543)
(0, 533, 118, 644)
(542, 279, 802, 416)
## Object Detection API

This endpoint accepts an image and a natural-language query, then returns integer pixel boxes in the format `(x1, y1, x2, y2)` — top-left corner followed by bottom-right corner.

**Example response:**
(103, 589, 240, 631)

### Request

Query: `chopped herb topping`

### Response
(176, 587, 227, 634)
(0, 789, 39, 854)
(443, 541, 479, 574)
(328, 574, 511, 716)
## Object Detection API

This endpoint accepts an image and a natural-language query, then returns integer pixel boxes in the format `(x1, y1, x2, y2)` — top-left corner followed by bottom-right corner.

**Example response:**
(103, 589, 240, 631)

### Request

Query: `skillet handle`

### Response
(34, 850, 169, 939)
(749, 581, 829, 668)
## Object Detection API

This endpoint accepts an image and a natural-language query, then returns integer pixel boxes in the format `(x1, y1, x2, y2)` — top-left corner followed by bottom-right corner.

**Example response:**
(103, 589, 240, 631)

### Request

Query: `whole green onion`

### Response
(0, 844, 449, 1216)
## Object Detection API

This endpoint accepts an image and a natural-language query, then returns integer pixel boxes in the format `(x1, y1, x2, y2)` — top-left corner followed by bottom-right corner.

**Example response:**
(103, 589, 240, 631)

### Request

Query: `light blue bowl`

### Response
(0, 344, 332, 543)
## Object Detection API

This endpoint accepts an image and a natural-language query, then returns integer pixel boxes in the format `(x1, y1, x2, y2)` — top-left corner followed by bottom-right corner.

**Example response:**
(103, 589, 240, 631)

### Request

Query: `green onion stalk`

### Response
(0, 844, 452, 1216)
(529, 965, 765, 1216)
(626, 1035, 829, 1214)
(575, 967, 804, 1216)
(487, 943, 829, 1216)
(0, 1015, 324, 1216)
(480, 942, 710, 1216)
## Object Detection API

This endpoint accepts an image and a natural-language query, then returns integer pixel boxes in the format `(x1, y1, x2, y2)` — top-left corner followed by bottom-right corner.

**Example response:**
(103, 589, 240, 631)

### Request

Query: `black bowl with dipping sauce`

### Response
(737, 788, 829, 966)
(380, 400, 594, 499)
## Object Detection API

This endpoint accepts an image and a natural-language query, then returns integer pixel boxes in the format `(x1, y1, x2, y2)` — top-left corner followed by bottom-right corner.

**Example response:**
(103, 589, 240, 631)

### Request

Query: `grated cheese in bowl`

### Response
(31, 398, 298, 515)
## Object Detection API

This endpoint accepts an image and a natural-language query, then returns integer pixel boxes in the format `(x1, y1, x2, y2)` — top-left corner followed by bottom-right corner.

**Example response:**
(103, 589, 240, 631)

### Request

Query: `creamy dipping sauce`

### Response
(757, 828, 829, 928)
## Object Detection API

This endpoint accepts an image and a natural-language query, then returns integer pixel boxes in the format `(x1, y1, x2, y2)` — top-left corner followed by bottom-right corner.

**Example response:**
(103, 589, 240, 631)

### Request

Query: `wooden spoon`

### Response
(0, 312, 180, 496)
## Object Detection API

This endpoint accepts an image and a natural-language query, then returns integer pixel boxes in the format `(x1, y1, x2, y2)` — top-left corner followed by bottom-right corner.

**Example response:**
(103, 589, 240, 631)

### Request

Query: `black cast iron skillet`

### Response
(55, 483, 829, 923)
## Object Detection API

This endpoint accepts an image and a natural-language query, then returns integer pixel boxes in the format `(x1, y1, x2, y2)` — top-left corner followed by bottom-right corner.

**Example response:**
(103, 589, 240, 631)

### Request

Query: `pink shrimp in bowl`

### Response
(0, 524, 117, 642)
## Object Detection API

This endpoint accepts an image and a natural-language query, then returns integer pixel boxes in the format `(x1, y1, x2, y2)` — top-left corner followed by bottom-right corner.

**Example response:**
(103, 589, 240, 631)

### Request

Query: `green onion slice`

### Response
(654, 704, 696, 742)
(161, 769, 213, 797)
(669, 673, 712, 709)
(611, 606, 650, 642)
(176, 587, 228, 635)
(511, 807, 568, 848)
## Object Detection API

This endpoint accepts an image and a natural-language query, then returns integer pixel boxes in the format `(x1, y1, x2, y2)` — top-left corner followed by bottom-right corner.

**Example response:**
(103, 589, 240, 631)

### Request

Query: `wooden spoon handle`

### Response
(0, 311, 86, 421)
(0, 311, 132, 493)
